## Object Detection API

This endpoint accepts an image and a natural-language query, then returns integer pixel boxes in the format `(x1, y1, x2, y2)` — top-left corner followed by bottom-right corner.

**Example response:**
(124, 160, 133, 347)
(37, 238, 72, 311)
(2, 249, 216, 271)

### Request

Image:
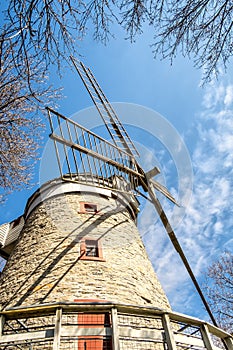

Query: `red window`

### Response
(79, 202, 98, 214)
(80, 238, 105, 261)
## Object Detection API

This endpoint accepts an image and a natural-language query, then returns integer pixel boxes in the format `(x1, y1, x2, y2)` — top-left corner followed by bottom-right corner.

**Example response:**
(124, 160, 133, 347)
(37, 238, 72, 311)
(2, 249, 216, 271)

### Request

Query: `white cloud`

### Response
(202, 83, 225, 109)
(224, 85, 233, 106)
(213, 221, 223, 234)
(202, 83, 233, 110)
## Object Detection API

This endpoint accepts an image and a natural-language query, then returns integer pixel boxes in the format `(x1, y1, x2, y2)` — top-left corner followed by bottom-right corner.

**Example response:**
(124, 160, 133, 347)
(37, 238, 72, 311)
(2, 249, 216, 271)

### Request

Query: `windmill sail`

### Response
(47, 107, 143, 193)
(47, 57, 179, 198)
(70, 57, 139, 158)
(147, 183, 218, 327)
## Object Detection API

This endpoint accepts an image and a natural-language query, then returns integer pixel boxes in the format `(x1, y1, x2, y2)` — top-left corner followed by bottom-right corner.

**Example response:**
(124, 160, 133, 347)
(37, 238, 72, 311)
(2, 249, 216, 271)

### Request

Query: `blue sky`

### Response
(1, 23, 233, 321)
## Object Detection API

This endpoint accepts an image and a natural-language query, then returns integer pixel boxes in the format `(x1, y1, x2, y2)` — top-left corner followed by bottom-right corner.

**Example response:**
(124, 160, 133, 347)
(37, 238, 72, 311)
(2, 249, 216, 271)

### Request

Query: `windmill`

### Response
(47, 57, 217, 327)
(0, 58, 232, 350)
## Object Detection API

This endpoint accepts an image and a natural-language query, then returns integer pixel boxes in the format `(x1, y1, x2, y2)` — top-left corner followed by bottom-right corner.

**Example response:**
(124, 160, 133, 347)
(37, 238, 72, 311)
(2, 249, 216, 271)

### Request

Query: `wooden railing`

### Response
(0, 302, 232, 350)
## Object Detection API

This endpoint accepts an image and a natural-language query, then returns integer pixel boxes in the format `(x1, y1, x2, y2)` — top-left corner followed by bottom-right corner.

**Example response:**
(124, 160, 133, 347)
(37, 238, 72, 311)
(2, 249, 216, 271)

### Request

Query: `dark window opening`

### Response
(80, 238, 105, 261)
(85, 240, 99, 257)
(84, 203, 98, 213)
(79, 202, 98, 214)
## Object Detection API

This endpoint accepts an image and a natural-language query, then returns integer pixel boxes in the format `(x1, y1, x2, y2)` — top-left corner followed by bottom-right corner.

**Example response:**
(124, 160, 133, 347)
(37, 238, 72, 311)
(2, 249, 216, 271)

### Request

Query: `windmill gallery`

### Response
(0, 60, 232, 349)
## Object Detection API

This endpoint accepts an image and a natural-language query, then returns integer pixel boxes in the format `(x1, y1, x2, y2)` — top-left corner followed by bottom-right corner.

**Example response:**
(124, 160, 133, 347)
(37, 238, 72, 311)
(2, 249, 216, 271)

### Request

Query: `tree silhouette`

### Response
(1, 0, 232, 198)
(2, 0, 232, 83)
(206, 251, 233, 333)
(0, 40, 58, 201)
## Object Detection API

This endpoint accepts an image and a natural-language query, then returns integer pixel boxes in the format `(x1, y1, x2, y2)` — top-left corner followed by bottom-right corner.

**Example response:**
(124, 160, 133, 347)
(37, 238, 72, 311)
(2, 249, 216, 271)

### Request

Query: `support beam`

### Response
(111, 308, 120, 350)
(53, 308, 62, 350)
(162, 314, 177, 350)
(0, 315, 4, 338)
(225, 337, 233, 350)
(201, 324, 215, 350)
(148, 182, 218, 327)
(0, 330, 54, 343)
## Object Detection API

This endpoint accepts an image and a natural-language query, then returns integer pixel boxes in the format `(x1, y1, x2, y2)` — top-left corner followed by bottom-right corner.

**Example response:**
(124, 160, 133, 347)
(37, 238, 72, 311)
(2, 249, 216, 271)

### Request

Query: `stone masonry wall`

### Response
(0, 187, 171, 311)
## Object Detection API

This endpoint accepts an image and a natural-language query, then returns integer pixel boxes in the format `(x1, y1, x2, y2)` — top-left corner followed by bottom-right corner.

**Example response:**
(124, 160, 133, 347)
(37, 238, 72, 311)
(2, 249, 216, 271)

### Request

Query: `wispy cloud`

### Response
(224, 85, 233, 107)
(139, 81, 233, 318)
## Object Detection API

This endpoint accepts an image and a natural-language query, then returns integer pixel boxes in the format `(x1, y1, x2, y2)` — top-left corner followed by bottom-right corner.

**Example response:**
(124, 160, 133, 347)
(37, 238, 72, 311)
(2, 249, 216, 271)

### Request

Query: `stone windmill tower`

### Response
(0, 60, 232, 350)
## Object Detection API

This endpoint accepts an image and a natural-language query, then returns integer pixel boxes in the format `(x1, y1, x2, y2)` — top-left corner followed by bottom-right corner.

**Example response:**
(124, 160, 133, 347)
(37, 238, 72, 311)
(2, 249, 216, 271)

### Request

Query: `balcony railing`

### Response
(0, 302, 232, 350)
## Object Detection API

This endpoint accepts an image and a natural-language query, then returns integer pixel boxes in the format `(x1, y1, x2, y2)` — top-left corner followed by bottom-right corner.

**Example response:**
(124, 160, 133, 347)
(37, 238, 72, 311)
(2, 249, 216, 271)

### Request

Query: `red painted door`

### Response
(74, 299, 112, 350)
(78, 313, 111, 350)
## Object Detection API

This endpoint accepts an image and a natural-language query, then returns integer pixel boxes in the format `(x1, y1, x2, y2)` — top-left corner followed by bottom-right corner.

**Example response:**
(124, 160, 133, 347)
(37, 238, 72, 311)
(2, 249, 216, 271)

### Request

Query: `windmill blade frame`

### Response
(150, 179, 179, 206)
(70, 56, 139, 158)
(47, 107, 143, 193)
(147, 180, 219, 328)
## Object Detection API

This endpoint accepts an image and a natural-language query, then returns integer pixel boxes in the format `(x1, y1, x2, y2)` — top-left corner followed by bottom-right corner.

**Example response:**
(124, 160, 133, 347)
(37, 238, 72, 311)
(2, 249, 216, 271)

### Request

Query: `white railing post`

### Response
(224, 337, 233, 350)
(111, 307, 120, 350)
(53, 308, 62, 350)
(201, 324, 215, 350)
(162, 314, 177, 350)
(0, 315, 4, 339)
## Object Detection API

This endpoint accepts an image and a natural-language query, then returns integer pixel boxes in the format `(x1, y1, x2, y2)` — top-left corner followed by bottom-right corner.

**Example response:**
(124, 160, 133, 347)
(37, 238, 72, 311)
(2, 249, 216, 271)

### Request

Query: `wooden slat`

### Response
(0, 329, 54, 343)
(61, 326, 112, 337)
(118, 326, 163, 341)
(5, 217, 24, 246)
(0, 223, 9, 247)
(174, 333, 204, 347)
(0, 315, 4, 337)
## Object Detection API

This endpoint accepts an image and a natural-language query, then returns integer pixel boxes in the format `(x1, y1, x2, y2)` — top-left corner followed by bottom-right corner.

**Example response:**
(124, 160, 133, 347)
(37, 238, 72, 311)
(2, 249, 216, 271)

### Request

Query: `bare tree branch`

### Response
(205, 251, 233, 333)
(0, 40, 60, 202)
(1, 0, 232, 84)
(0, 0, 232, 200)
(151, 0, 233, 81)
